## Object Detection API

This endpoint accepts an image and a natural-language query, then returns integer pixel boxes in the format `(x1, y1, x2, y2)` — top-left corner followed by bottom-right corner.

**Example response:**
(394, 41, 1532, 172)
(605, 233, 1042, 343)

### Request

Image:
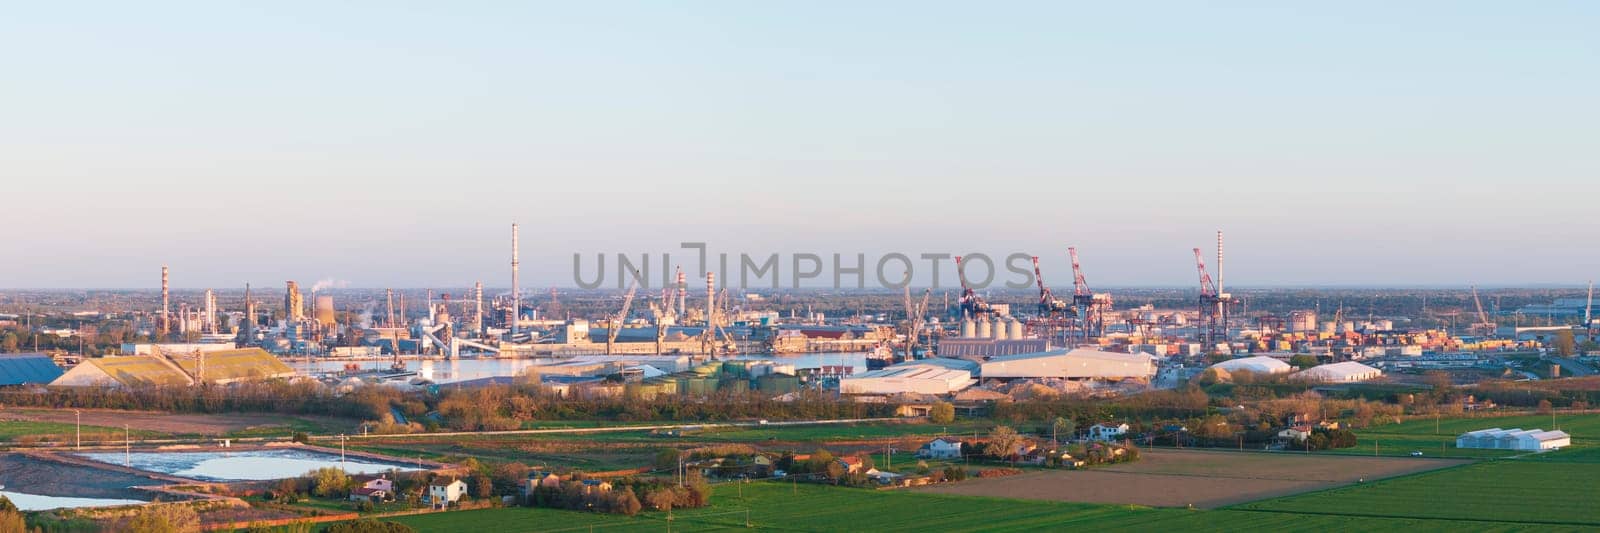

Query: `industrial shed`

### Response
(1456, 428, 1570, 451)
(0, 353, 64, 386)
(841, 360, 977, 395)
(1293, 361, 1382, 383)
(51, 348, 294, 387)
(979, 349, 1156, 380)
(1208, 356, 1292, 375)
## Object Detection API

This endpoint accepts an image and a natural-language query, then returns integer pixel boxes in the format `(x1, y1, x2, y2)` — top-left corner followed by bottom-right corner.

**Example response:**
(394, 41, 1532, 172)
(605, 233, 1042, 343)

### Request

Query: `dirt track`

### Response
(0, 453, 164, 500)
(916, 448, 1463, 508)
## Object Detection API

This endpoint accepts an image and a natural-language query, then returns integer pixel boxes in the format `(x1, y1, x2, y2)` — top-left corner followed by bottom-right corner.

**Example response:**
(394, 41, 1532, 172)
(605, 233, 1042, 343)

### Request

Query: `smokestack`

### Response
(427, 289, 435, 323)
(160, 266, 170, 337)
(511, 223, 520, 338)
(677, 269, 687, 319)
(243, 283, 255, 344)
(706, 272, 715, 328)
(473, 281, 484, 335)
(204, 289, 216, 334)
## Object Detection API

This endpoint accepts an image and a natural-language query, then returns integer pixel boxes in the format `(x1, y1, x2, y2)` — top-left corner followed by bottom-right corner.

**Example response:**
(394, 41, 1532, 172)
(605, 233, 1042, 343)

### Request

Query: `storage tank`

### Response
(960, 318, 975, 339)
(314, 296, 336, 327)
(1008, 319, 1024, 340)
(757, 373, 800, 395)
(976, 318, 992, 339)
(990, 318, 1004, 339)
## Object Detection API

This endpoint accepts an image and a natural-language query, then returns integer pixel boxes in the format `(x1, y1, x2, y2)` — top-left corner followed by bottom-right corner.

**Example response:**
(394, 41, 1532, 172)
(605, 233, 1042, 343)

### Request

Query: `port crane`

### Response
(902, 282, 932, 360)
(954, 256, 995, 319)
(605, 282, 638, 355)
(1068, 247, 1113, 341)
(1469, 286, 1497, 337)
(1194, 247, 1225, 350)
(1030, 255, 1073, 346)
(1584, 280, 1594, 340)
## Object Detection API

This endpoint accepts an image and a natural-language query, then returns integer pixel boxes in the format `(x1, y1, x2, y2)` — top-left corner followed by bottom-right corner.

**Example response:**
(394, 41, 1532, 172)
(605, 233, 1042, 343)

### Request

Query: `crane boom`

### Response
(1586, 280, 1594, 327)
(1069, 247, 1090, 297)
(605, 282, 638, 355)
(1193, 248, 1216, 296)
(1471, 286, 1489, 325)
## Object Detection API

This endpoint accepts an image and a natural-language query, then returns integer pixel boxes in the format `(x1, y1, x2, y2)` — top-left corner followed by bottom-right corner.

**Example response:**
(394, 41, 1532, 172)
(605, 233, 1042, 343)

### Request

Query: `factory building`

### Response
(1292, 361, 1382, 383)
(120, 343, 237, 356)
(1208, 355, 1293, 375)
(937, 316, 1049, 359)
(979, 348, 1156, 380)
(841, 358, 978, 395)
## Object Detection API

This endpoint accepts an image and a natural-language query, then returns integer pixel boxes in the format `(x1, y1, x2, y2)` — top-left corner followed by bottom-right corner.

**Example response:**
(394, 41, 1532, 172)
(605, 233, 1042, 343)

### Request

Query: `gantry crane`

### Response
(954, 256, 995, 319)
(605, 282, 638, 355)
(1069, 247, 1112, 341)
(902, 282, 933, 360)
(1585, 280, 1594, 339)
(1194, 247, 1224, 350)
(1469, 286, 1497, 337)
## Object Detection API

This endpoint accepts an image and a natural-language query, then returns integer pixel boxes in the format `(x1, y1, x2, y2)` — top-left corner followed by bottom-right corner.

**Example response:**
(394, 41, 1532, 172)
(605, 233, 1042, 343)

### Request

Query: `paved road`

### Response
(324, 417, 906, 441)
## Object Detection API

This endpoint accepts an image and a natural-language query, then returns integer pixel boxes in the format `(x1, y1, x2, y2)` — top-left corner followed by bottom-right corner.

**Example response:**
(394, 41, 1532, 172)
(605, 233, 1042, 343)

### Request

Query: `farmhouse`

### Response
(1456, 428, 1570, 451)
(1089, 423, 1129, 442)
(1293, 361, 1382, 383)
(980, 349, 1156, 380)
(916, 437, 965, 459)
(428, 478, 467, 509)
(349, 475, 394, 503)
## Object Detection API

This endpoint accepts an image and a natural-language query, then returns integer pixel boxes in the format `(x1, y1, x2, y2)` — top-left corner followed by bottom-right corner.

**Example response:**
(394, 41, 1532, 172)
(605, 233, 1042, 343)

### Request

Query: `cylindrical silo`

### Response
(1008, 319, 1024, 340)
(990, 318, 1004, 340)
(976, 317, 992, 339)
(961, 318, 975, 339)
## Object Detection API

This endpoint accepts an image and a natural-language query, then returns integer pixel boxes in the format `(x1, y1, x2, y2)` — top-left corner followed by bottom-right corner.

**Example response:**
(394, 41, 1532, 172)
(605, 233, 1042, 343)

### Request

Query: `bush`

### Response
(326, 519, 417, 533)
(124, 504, 201, 533)
(942, 466, 967, 482)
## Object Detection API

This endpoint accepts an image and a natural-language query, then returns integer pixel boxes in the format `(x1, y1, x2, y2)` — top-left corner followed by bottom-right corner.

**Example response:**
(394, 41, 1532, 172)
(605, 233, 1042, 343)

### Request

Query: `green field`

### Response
(0, 421, 166, 442)
(367, 477, 1599, 532)
(1370, 412, 1600, 439)
(1242, 453, 1600, 527)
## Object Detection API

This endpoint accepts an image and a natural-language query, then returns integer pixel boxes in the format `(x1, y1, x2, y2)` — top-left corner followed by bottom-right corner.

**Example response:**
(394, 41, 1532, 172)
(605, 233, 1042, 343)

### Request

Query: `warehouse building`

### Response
(51, 348, 294, 387)
(1208, 356, 1293, 375)
(1293, 361, 1382, 383)
(1456, 428, 1570, 451)
(979, 348, 1156, 381)
(0, 353, 64, 386)
(841, 359, 978, 395)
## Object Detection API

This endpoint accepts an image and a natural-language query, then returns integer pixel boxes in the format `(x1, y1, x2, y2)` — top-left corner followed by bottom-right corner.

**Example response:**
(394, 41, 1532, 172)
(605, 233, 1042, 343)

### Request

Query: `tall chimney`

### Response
(426, 289, 435, 323)
(511, 223, 521, 338)
(677, 269, 687, 320)
(473, 281, 484, 335)
(204, 289, 216, 334)
(243, 284, 255, 342)
(160, 266, 170, 337)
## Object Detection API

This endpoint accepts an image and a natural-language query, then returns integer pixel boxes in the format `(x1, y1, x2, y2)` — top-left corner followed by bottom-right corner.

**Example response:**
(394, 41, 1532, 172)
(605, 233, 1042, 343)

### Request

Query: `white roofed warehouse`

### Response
(979, 349, 1156, 381)
(841, 359, 978, 395)
(1293, 361, 1382, 383)
(1456, 428, 1570, 451)
(1208, 356, 1293, 375)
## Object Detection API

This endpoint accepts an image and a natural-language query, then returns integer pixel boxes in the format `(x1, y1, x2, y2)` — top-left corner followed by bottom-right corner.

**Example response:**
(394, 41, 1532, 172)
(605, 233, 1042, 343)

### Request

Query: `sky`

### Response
(1, 1, 1596, 289)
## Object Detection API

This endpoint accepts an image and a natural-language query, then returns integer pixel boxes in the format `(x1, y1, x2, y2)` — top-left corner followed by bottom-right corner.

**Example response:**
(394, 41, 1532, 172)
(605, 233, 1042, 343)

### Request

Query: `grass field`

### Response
(1241, 450, 1600, 527)
(0, 421, 166, 442)
(368, 476, 1600, 532)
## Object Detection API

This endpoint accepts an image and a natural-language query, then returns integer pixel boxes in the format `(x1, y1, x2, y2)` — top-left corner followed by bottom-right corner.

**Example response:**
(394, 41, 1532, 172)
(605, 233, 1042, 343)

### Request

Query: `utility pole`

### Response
(124, 424, 131, 467)
(75, 410, 81, 450)
(340, 434, 348, 470)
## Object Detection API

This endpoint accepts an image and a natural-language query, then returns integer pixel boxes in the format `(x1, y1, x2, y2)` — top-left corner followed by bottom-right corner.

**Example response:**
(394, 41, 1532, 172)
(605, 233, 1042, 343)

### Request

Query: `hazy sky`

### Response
(2, 2, 1596, 289)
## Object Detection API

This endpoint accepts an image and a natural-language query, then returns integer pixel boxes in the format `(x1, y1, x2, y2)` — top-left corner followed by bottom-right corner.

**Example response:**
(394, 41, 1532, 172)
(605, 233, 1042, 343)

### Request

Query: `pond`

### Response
(75, 449, 420, 482)
(0, 490, 145, 511)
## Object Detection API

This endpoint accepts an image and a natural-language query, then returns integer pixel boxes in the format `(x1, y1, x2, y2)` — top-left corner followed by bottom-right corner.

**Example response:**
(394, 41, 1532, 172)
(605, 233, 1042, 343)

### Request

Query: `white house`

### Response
(428, 479, 467, 509)
(1278, 425, 1312, 441)
(916, 437, 965, 459)
(349, 475, 394, 503)
(1088, 423, 1129, 442)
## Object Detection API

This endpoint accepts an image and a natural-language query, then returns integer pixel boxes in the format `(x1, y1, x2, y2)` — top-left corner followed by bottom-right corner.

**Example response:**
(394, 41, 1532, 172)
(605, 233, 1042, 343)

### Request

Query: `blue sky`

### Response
(1, 2, 1596, 288)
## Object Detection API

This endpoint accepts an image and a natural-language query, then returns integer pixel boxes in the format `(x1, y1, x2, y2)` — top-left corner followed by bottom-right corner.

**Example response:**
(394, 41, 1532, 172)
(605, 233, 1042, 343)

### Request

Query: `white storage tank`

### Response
(1008, 319, 1024, 340)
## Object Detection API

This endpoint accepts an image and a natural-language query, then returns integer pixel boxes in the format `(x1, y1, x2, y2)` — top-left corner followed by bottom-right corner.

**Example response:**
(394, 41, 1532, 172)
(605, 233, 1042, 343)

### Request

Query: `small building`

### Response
(428, 479, 467, 509)
(837, 456, 866, 474)
(0, 353, 64, 386)
(1278, 425, 1312, 441)
(1208, 356, 1293, 376)
(916, 437, 965, 459)
(1088, 423, 1129, 442)
(580, 479, 613, 496)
